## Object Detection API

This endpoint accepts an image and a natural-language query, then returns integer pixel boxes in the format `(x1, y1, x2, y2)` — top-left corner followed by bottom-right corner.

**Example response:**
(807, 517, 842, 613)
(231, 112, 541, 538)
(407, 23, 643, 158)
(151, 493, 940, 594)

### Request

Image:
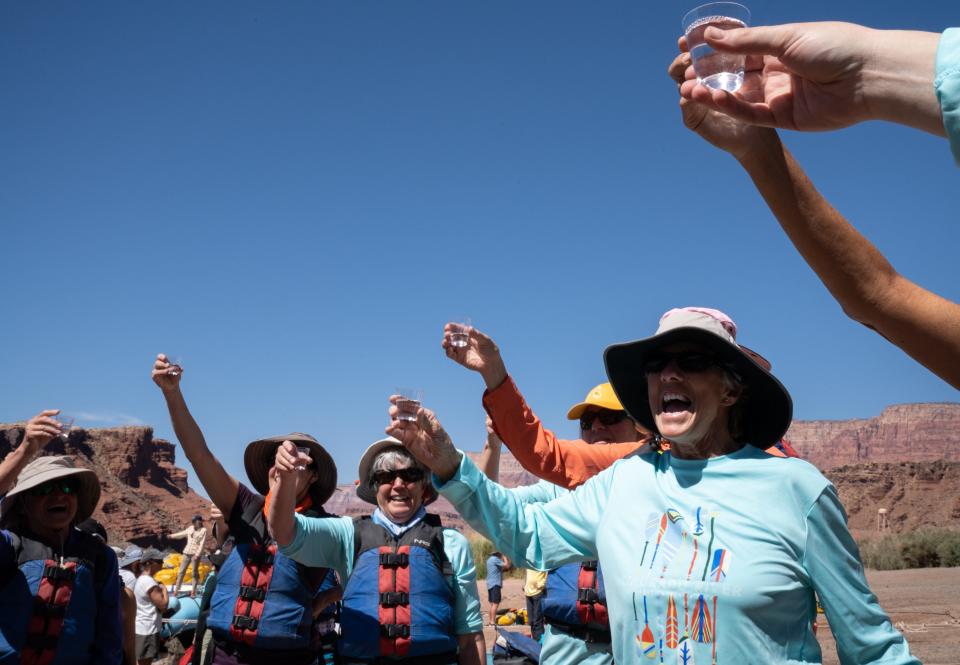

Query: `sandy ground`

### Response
(485, 567, 960, 664)
(156, 567, 960, 663)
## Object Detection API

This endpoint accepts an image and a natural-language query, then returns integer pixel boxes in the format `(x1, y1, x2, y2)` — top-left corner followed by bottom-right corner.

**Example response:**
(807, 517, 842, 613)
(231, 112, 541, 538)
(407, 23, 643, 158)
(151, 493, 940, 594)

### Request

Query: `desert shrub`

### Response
(858, 528, 960, 570)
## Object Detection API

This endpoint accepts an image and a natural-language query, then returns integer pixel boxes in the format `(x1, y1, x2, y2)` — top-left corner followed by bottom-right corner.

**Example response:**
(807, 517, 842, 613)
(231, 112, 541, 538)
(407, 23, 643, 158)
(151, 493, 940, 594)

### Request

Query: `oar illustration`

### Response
(657, 510, 686, 577)
(641, 595, 657, 658)
(711, 596, 718, 665)
(708, 549, 731, 582)
(648, 512, 670, 569)
(678, 594, 695, 665)
(691, 594, 713, 644)
(639, 511, 661, 568)
(693, 506, 704, 536)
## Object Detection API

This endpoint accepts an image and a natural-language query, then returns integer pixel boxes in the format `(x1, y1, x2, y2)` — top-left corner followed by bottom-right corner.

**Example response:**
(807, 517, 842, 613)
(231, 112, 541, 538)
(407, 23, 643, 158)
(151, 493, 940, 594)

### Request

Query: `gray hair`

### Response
(369, 448, 429, 485)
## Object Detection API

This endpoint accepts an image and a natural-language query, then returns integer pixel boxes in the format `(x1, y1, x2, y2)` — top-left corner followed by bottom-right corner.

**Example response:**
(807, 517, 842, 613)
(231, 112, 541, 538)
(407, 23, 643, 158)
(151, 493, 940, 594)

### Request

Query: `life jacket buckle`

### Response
(238, 585, 267, 602)
(379, 552, 409, 568)
(379, 591, 409, 607)
(42, 564, 76, 582)
(232, 615, 259, 631)
(577, 588, 600, 604)
(380, 623, 410, 639)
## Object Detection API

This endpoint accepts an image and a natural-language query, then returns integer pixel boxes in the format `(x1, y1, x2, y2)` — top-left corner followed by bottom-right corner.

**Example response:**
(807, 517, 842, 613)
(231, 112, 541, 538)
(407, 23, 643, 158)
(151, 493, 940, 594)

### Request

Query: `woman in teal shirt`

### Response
(388, 307, 919, 665)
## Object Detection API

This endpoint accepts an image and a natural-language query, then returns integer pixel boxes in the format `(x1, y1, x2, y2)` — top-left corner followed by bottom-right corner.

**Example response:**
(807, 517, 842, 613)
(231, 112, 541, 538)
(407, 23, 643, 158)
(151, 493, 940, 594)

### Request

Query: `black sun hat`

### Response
(603, 307, 793, 449)
(243, 433, 337, 504)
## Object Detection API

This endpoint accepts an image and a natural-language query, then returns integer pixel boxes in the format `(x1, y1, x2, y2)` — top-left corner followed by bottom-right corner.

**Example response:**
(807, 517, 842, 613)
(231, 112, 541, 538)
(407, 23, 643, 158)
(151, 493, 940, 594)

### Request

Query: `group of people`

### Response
(1, 17, 957, 665)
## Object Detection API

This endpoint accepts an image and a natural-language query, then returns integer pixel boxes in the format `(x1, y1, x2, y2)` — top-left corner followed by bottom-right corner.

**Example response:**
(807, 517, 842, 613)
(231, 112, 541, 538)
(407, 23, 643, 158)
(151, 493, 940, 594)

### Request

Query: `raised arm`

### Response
(670, 52, 960, 389)
(151, 354, 240, 516)
(0, 410, 66, 495)
(266, 441, 302, 548)
(476, 416, 501, 482)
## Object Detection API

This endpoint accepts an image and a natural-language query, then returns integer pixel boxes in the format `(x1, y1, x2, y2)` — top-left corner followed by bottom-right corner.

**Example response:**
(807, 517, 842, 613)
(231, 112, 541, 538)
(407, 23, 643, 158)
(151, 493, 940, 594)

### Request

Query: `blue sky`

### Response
(3, 1, 957, 491)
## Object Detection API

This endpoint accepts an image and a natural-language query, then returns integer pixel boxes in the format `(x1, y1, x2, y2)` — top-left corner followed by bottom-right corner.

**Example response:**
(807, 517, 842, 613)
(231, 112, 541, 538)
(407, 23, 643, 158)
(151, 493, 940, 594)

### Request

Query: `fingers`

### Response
(704, 24, 793, 57)
(668, 53, 692, 86)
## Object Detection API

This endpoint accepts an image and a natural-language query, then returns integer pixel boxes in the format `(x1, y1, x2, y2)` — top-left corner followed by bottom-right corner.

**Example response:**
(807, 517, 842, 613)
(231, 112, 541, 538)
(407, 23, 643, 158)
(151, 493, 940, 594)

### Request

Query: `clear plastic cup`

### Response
(167, 355, 184, 377)
(295, 446, 311, 472)
(395, 388, 423, 423)
(682, 2, 751, 93)
(58, 415, 75, 440)
(450, 318, 471, 348)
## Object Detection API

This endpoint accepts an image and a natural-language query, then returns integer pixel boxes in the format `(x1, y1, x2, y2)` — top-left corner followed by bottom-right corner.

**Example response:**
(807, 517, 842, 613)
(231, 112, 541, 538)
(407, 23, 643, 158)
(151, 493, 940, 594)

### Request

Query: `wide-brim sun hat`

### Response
(355, 437, 437, 506)
(603, 307, 793, 449)
(243, 433, 337, 504)
(140, 546, 165, 563)
(0, 455, 101, 527)
(566, 382, 625, 420)
(119, 545, 144, 568)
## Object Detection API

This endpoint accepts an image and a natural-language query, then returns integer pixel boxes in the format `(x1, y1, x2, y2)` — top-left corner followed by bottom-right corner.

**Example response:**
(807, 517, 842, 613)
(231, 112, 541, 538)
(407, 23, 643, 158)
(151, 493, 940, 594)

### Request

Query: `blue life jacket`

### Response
(338, 513, 458, 663)
(541, 561, 609, 640)
(205, 497, 339, 659)
(0, 529, 112, 665)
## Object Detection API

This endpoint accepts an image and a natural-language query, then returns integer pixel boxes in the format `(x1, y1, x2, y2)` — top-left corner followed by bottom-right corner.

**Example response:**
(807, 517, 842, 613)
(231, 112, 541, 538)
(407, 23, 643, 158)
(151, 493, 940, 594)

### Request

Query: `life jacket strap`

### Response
(21, 559, 78, 665)
(229, 543, 277, 647)
(575, 560, 609, 629)
(377, 545, 412, 658)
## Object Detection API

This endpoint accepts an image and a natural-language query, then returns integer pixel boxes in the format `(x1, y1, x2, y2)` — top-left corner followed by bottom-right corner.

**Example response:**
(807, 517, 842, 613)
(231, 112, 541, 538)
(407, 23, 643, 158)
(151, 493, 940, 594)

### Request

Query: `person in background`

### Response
(118, 545, 143, 589)
(269, 437, 486, 665)
(523, 568, 546, 642)
(677, 21, 960, 389)
(151, 353, 341, 665)
(117, 545, 143, 665)
(134, 547, 169, 665)
(168, 513, 207, 597)
(485, 551, 506, 627)
(396, 307, 918, 664)
(0, 410, 122, 664)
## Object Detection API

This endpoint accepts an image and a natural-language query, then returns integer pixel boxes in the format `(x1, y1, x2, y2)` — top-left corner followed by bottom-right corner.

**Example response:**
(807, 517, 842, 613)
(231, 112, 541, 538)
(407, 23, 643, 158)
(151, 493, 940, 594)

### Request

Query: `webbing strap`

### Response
(575, 561, 608, 628)
(377, 545, 411, 658)
(229, 543, 277, 647)
(21, 559, 78, 665)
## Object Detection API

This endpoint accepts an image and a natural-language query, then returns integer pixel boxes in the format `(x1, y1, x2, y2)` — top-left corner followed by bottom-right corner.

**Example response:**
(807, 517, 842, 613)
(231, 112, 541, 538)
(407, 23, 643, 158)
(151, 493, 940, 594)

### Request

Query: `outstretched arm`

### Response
(0, 410, 63, 495)
(476, 417, 501, 482)
(738, 134, 960, 388)
(152, 354, 240, 516)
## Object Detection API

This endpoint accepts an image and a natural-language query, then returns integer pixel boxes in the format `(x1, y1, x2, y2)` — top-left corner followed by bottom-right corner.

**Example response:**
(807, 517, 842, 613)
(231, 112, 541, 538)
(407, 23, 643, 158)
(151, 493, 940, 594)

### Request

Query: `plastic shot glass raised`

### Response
(294, 446, 311, 472)
(58, 415, 75, 440)
(682, 2, 750, 93)
(450, 319, 471, 348)
(395, 389, 422, 423)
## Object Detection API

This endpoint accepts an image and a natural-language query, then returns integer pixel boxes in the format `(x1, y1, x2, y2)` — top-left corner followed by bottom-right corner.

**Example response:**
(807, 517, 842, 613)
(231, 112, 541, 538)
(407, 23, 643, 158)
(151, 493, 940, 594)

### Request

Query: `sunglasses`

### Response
(579, 410, 629, 431)
(29, 478, 79, 497)
(373, 467, 425, 486)
(641, 352, 720, 375)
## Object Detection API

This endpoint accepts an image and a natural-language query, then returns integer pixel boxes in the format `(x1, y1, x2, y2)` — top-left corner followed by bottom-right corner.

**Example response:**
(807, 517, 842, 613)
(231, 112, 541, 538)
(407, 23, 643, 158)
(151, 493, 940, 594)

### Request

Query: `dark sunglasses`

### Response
(641, 352, 720, 375)
(373, 468, 425, 485)
(579, 410, 628, 431)
(29, 478, 79, 497)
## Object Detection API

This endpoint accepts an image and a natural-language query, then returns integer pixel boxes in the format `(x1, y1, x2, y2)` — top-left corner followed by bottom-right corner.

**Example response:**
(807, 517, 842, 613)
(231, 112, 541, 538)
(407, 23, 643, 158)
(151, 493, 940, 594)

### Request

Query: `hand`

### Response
(441, 323, 508, 389)
(386, 396, 462, 482)
(272, 440, 311, 478)
(22, 410, 63, 454)
(209, 503, 223, 522)
(151, 353, 182, 394)
(680, 22, 877, 132)
(484, 416, 501, 447)
(669, 49, 775, 161)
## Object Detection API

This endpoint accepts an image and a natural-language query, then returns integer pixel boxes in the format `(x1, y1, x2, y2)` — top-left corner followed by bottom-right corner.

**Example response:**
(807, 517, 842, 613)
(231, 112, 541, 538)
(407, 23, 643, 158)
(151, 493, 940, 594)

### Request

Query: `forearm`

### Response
(267, 481, 298, 546)
(740, 133, 960, 387)
(864, 29, 943, 136)
(0, 444, 34, 496)
(477, 435, 501, 482)
(457, 632, 485, 665)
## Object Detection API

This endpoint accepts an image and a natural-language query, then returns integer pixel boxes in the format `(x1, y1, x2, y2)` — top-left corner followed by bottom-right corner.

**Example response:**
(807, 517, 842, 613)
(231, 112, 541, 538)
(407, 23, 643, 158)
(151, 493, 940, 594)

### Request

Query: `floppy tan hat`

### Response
(355, 437, 437, 506)
(0, 455, 101, 526)
(243, 433, 337, 504)
(604, 307, 793, 449)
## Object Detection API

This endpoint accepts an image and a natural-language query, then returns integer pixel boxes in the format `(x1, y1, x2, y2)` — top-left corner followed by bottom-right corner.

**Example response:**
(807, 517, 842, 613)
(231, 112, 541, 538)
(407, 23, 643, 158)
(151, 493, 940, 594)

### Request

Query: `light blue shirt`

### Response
(438, 448, 918, 664)
(509, 480, 614, 665)
(936, 28, 960, 164)
(485, 554, 504, 588)
(279, 513, 484, 635)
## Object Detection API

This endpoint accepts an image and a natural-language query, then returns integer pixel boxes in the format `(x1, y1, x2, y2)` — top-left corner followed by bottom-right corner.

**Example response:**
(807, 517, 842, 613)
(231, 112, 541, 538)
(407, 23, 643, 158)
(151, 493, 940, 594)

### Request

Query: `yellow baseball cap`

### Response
(566, 382, 624, 420)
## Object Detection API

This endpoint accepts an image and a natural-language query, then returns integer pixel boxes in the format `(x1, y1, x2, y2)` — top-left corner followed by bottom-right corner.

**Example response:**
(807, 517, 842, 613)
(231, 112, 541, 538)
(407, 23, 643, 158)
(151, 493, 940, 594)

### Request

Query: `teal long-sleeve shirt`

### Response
(438, 447, 918, 665)
(278, 513, 484, 635)
(937, 28, 960, 164)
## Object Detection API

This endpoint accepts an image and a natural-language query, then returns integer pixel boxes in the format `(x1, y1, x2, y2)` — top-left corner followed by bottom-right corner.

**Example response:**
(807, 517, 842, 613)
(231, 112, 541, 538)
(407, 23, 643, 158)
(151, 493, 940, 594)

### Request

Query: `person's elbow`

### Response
(268, 516, 296, 548)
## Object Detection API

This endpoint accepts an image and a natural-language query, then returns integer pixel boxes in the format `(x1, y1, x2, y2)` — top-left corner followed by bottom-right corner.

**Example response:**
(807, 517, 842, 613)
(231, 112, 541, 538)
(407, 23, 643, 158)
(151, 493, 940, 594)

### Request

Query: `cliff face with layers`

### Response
(0, 424, 209, 548)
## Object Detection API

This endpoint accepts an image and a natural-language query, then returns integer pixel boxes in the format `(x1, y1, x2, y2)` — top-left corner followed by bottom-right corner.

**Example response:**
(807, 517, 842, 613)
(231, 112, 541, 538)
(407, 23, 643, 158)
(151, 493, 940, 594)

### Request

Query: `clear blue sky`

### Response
(3, 1, 957, 490)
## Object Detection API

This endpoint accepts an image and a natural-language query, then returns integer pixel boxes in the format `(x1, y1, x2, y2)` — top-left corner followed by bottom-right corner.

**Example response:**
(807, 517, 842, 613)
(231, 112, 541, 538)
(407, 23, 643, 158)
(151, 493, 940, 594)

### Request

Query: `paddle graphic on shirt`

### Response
(639, 511, 661, 568)
(665, 594, 679, 648)
(634, 594, 656, 658)
(651, 509, 685, 573)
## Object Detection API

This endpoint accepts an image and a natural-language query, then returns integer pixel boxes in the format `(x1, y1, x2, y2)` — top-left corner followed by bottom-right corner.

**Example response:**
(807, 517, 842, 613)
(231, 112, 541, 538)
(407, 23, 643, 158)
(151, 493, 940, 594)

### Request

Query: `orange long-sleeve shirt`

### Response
(481, 375, 791, 490)
(481, 375, 653, 490)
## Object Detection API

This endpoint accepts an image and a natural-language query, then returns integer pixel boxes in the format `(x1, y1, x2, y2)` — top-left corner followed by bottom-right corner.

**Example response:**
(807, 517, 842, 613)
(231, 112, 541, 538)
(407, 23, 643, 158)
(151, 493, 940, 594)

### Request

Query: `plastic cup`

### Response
(167, 355, 184, 377)
(58, 415, 75, 440)
(396, 388, 422, 423)
(295, 446, 311, 472)
(682, 2, 750, 93)
(450, 318, 471, 348)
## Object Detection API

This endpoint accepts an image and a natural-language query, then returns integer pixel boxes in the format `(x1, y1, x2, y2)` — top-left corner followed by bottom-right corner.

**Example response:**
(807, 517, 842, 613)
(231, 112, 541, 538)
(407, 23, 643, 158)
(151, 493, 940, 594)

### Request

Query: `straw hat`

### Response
(243, 433, 337, 504)
(604, 307, 793, 449)
(0, 455, 100, 527)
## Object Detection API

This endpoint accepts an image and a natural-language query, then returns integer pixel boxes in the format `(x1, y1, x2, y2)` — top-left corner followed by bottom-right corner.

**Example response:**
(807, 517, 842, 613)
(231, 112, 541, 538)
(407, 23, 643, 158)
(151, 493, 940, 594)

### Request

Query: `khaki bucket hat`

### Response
(0, 455, 101, 527)
(243, 433, 337, 504)
(355, 437, 437, 506)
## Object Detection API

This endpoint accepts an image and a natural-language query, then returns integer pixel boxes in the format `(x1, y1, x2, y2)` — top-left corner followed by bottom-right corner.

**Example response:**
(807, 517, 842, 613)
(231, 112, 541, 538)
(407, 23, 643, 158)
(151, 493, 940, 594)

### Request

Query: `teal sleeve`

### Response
(277, 514, 355, 585)
(436, 452, 603, 570)
(803, 488, 919, 665)
(935, 27, 960, 164)
(442, 528, 484, 634)
(510, 480, 561, 504)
